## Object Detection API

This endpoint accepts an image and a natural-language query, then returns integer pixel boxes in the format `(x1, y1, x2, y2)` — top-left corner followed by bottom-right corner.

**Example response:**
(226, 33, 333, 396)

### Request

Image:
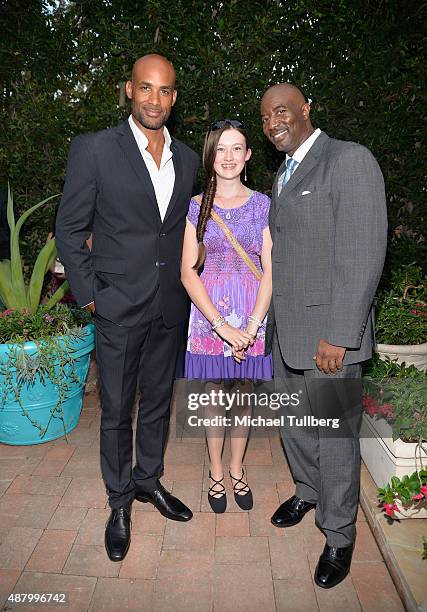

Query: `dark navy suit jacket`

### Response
(56, 120, 199, 327)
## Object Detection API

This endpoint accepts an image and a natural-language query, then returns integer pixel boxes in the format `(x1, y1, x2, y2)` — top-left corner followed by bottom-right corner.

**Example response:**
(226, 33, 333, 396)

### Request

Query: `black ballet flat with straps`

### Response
(229, 468, 253, 511)
(208, 472, 227, 514)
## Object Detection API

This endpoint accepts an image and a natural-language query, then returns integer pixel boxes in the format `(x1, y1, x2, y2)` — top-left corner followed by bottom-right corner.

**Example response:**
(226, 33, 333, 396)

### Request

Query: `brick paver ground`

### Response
(0, 370, 405, 612)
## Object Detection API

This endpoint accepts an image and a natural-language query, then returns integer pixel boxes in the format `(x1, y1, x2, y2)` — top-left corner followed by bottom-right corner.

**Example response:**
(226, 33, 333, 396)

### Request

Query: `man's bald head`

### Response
(260, 83, 314, 154)
(126, 54, 177, 132)
(131, 54, 176, 88)
(261, 83, 308, 107)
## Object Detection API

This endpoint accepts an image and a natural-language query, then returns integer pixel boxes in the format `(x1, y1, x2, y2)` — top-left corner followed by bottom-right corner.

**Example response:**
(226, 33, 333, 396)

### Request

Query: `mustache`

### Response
(142, 105, 163, 112)
(270, 128, 289, 136)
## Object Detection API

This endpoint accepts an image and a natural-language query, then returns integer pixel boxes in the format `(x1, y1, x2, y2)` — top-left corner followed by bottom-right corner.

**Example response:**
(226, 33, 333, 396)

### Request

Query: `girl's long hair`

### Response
(194, 124, 249, 269)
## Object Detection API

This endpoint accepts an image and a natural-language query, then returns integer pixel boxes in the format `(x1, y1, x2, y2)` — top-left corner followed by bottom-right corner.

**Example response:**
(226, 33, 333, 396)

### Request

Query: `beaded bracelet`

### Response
(247, 315, 263, 327)
(212, 315, 226, 331)
(213, 320, 226, 331)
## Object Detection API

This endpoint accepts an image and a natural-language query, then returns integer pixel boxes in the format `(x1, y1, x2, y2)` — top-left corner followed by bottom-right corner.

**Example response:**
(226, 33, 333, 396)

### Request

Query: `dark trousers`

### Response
(94, 298, 179, 509)
(273, 333, 362, 548)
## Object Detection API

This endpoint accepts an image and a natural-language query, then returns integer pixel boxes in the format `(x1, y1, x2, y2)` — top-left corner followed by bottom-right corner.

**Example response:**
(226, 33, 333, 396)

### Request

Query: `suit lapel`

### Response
(162, 140, 182, 225)
(277, 132, 329, 203)
(115, 120, 161, 221)
(271, 158, 287, 214)
(273, 160, 286, 196)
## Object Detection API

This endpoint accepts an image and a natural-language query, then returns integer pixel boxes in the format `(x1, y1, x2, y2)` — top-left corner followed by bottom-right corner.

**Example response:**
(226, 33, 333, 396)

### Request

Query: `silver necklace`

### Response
(217, 188, 252, 221)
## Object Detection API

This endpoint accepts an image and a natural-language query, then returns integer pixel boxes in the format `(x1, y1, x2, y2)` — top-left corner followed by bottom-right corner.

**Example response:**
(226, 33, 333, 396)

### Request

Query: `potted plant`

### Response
(375, 264, 427, 370)
(378, 467, 427, 559)
(360, 354, 427, 517)
(378, 467, 427, 519)
(0, 187, 95, 445)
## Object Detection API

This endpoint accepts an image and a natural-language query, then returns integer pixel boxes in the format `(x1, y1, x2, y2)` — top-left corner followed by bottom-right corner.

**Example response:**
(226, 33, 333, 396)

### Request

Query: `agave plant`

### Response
(0, 185, 69, 314)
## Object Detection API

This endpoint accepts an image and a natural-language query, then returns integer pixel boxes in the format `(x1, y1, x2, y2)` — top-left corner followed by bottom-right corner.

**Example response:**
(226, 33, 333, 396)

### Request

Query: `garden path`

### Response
(0, 365, 405, 612)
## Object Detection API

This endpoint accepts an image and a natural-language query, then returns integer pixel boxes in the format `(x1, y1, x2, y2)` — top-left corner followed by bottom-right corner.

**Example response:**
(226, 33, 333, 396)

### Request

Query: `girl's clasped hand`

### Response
(214, 322, 253, 353)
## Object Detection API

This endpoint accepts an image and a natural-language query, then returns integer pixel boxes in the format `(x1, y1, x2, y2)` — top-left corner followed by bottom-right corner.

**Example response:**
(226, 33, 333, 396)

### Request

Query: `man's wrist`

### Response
(320, 338, 346, 350)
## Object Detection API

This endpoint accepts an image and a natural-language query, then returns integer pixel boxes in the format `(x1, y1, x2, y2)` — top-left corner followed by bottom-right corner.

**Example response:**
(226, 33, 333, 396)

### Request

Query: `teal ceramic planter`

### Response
(0, 323, 95, 445)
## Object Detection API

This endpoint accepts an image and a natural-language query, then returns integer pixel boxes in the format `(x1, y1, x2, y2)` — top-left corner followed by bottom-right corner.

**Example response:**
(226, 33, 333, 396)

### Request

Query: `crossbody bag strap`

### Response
(193, 195, 262, 282)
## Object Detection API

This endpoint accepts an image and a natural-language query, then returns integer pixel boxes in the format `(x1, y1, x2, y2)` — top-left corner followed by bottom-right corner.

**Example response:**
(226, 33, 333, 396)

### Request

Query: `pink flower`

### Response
(379, 403, 394, 419)
(0, 309, 14, 317)
(412, 493, 424, 501)
(383, 502, 398, 517)
(362, 395, 379, 417)
(421, 485, 427, 501)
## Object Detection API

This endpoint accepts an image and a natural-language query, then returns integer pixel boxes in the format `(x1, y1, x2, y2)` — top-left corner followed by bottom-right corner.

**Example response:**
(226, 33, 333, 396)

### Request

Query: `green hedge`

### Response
(1, 0, 425, 263)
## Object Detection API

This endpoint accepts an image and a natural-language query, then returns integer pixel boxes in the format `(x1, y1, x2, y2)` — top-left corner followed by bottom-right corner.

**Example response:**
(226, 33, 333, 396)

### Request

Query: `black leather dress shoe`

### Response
(135, 482, 193, 522)
(271, 495, 316, 527)
(105, 505, 131, 561)
(314, 543, 354, 589)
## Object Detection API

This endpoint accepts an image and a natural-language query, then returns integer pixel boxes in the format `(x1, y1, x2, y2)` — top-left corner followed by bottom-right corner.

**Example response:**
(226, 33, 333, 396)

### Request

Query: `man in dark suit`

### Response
(261, 84, 387, 588)
(56, 54, 199, 561)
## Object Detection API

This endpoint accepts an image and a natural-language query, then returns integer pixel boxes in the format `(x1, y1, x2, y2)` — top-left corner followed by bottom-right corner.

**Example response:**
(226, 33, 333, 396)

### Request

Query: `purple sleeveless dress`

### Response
(184, 191, 273, 380)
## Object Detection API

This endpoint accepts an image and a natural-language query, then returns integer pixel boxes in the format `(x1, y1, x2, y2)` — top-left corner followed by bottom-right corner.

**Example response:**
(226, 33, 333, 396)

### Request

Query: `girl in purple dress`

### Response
(181, 120, 273, 513)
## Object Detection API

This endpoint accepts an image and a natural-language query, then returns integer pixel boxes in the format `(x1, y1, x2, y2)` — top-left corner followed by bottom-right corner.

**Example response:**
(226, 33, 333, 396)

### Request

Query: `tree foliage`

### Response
(1, 0, 425, 261)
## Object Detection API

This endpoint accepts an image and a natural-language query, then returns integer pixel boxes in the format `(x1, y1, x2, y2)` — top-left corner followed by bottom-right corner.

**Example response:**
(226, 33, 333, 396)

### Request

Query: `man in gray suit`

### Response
(261, 84, 387, 588)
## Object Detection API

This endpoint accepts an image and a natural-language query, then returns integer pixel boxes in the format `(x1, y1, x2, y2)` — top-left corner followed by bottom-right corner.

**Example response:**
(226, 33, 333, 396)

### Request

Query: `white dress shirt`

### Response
(278, 128, 322, 195)
(128, 115, 175, 221)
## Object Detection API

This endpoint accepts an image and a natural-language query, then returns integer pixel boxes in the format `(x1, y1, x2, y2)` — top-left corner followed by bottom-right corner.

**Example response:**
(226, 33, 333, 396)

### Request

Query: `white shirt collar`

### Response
(128, 115, 172, 154)
(127, 115, 175, 222)
(286, 128, 322, 164)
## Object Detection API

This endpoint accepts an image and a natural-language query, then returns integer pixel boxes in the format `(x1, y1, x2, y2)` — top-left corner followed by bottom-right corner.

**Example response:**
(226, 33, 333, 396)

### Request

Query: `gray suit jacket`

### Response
(265, 131, 387, 370)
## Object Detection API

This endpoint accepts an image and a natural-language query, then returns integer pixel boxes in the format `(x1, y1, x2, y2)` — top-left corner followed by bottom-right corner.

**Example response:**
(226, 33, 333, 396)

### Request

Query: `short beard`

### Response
(132, 103, 169, 131)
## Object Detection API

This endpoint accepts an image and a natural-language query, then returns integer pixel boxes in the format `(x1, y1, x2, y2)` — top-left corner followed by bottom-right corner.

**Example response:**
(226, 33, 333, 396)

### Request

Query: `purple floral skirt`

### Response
(184, 272, 273, 380)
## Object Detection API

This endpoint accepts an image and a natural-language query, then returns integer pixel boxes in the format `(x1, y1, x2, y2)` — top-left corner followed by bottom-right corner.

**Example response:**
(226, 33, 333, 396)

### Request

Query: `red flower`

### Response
(412, 493, 424, 501)
(421, 485, 427, 501)
(383, 502, 398, 517)
(410, 309, 427, 317)
(362, 395, 380, 418)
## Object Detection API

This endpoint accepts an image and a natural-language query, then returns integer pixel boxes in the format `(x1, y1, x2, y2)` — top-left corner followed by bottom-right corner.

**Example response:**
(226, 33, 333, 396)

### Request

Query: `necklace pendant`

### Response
(225, 212, 231, 220)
